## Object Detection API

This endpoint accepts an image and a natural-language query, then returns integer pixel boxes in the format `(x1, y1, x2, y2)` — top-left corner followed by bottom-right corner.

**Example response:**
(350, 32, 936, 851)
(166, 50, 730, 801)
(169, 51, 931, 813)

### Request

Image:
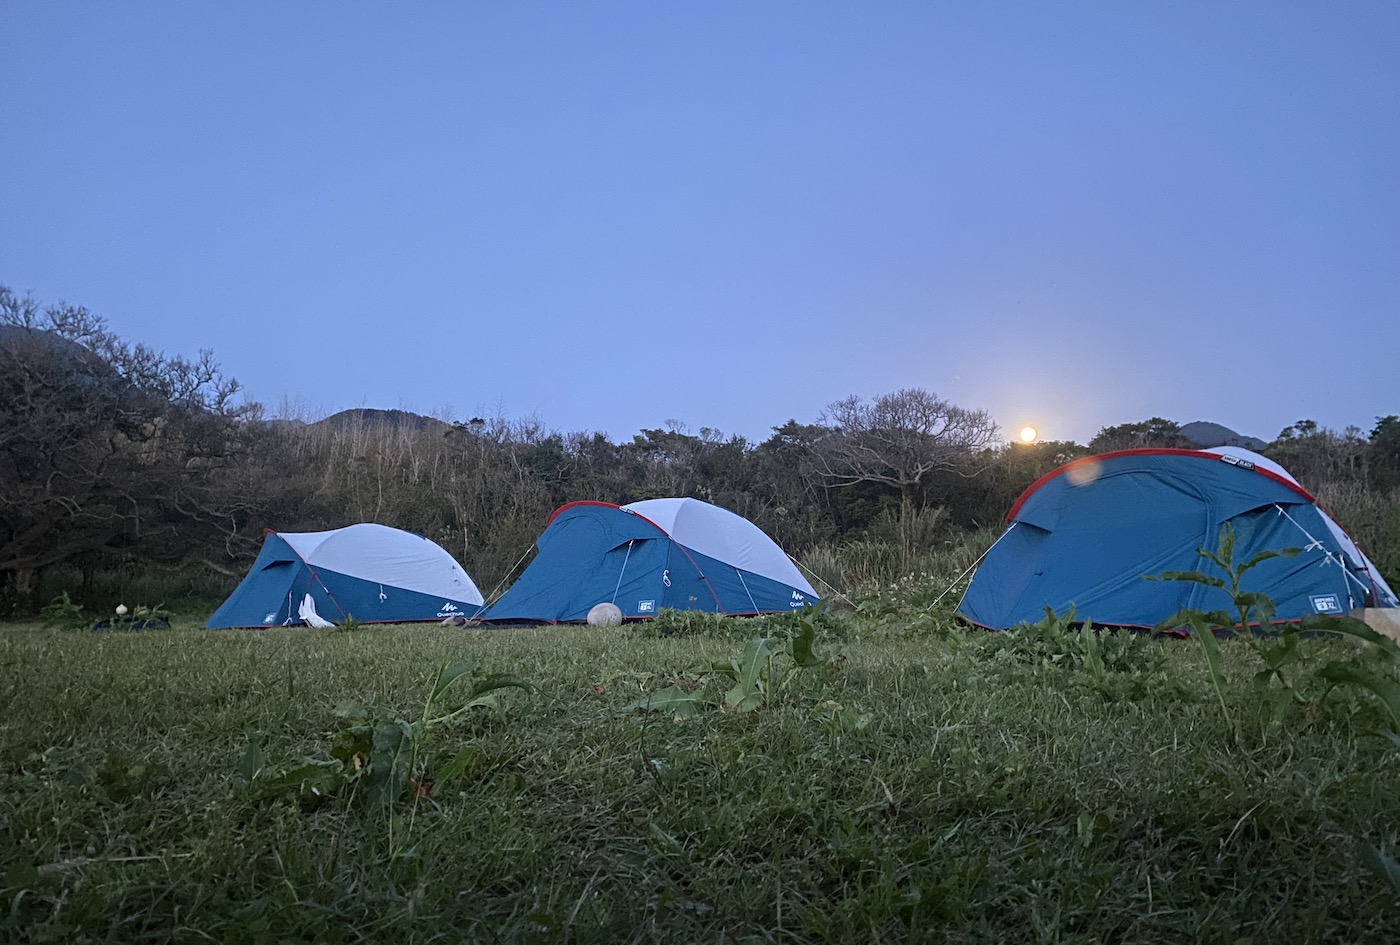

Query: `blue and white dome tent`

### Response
(207, 523, 484, 628)
(483, 497, 818, 623)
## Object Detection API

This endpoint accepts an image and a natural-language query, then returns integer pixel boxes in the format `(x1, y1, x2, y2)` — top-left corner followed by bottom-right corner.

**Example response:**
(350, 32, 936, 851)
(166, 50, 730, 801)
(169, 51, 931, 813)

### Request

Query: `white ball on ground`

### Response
(587, 602, 623, 626)
(115, 604, 128, 616)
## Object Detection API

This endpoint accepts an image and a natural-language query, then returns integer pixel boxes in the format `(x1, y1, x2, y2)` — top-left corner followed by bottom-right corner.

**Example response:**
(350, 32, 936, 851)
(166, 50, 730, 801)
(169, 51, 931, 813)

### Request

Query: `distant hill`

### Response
(1179, 420, 1267, 450)
(263, 408, 453, 435)
(0, 324, 113, 372)
(315, 408, 450, 432)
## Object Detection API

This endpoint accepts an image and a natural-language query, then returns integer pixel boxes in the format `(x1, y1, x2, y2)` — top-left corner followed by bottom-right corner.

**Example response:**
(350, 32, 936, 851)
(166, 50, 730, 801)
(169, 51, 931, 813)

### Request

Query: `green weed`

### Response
(632, 605, 842, 716)
(38, 592, 87, 630)
(240, 657, 533, 812)
(639, 607, 736, 638)
(1152, 522, 1400, 738)
(2, 607, 1398, 942)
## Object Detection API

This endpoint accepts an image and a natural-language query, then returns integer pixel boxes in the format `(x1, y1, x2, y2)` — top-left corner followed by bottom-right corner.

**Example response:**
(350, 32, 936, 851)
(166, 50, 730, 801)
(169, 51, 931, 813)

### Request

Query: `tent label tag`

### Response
(1310, 594, 1343, 614)
(638, 600, 655, 613)
(1220, 454, 1256, 470)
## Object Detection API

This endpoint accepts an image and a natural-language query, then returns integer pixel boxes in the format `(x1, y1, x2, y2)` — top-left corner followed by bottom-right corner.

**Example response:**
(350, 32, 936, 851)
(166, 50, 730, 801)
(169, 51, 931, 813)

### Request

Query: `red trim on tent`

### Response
(546, 500, 674, 539)
(1005, 448, 1318, 522)
(547, 500, 624, 526)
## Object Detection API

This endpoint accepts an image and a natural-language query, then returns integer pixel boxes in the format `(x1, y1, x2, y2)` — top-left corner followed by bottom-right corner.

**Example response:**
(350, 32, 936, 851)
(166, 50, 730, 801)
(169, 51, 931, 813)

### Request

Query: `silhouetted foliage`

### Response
(4, 285, 1395, 614)
(0, 287, 259, 614)
(1266, 419, 1369, 489)
(809, 389, 1000, 511)
(1369, 415, 1400, 490)
(1088, 416, 1191, 452)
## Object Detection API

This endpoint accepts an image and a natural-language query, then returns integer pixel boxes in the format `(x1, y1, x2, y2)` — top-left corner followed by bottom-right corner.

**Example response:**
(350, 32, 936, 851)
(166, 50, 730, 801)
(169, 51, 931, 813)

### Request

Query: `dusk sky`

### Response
(3, 3, 1397, 446)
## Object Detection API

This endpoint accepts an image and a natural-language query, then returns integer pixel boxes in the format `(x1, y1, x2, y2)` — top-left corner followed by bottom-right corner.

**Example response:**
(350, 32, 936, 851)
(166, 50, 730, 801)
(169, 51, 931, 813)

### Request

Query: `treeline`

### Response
(247, 410, 1053, 587)
(3, 286, 1398, 615)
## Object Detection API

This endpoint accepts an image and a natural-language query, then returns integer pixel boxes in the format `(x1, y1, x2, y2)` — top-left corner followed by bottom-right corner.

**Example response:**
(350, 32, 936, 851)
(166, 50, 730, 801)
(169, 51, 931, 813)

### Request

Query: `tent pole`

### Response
(734, 567, 760, 613)
(611, 540, 634, 603)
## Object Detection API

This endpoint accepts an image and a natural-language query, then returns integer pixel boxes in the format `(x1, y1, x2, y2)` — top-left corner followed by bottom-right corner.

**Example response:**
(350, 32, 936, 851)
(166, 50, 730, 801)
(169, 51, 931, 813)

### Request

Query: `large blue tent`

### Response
(207, 523, 484, 628)
(957, 448, 1397, 631)
(482, 498, 818, 623)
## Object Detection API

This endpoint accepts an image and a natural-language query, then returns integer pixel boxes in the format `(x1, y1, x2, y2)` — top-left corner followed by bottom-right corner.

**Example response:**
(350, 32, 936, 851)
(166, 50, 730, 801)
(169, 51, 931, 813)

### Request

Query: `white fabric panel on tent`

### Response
(623, 498, 817, 596)
(1205, 446, 1297, 484)
(280, 523, 484, 605)
(1204, 447, 1398, 606)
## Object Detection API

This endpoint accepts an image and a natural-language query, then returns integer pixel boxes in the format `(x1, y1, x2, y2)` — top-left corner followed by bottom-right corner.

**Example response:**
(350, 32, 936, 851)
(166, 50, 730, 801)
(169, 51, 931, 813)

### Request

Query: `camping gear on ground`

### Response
(482, 497, 818, 623)
(91, 615, 171, 632)
(957, 447, 1397, 631)
(207, 523, 484, 628)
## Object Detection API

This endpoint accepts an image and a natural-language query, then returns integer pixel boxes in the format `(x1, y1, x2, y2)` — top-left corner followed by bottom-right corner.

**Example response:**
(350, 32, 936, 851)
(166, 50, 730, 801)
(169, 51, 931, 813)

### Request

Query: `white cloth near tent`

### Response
(298, 593, 335, 628)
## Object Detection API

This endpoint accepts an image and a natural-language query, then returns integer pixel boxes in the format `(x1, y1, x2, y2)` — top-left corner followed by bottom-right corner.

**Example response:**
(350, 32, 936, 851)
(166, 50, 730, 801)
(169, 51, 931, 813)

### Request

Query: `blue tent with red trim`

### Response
(482, 498, 818, 623)
(957, 447, 1397, 631)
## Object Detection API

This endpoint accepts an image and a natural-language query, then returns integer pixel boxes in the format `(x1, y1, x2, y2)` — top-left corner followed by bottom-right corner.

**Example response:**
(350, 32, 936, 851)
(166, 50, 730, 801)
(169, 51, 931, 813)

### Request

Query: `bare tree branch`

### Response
(0, 286, 262, 612)
(808, 388, 1000, 505)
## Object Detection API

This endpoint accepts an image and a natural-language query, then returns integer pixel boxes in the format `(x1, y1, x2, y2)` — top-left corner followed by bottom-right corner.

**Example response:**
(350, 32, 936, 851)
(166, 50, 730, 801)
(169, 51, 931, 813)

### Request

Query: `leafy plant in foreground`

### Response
(632, 604, 841, 716)
(240, 658, 533, 810)
(641, 607, 734, 638)
(38, 592, 87, 630)
(1151, 523, 1400, 735)
(971, 606, 1171, 702)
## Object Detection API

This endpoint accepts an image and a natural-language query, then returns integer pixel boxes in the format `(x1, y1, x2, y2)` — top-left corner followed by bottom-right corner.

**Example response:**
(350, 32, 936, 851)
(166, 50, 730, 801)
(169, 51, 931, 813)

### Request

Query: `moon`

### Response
(1019, 426, 1038, 443)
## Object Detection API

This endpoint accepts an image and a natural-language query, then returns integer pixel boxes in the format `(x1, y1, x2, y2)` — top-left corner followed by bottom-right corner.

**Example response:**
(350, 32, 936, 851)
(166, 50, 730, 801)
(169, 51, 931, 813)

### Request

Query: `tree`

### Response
(1087, 417, 1190, 453)
(0, 287, 257, 614)
(941, 439, 1091, 528)
(1369, 415, 1400, 490)
(808, 389, 1000, 515)
(744, 421, 835, 549)
(1265, 419, 1368, 490)
(620, 422, 710, 500)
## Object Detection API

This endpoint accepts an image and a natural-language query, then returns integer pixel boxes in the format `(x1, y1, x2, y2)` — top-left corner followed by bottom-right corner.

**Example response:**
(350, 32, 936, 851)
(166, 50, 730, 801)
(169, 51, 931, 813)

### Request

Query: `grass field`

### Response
(2, 607, 1399, 944)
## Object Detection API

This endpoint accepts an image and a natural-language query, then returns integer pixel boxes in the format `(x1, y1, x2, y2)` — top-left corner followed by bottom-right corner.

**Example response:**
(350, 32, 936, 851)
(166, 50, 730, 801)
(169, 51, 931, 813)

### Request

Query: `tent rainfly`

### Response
(957, 447, 1398, 631)
(207, 523, 484, 629)
(482, 498, 818, 623)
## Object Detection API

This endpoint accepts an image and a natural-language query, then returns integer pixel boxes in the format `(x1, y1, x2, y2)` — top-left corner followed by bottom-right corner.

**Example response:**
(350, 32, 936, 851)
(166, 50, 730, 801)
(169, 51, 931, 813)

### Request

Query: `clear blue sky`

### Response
(3, 3, 1397, 446)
